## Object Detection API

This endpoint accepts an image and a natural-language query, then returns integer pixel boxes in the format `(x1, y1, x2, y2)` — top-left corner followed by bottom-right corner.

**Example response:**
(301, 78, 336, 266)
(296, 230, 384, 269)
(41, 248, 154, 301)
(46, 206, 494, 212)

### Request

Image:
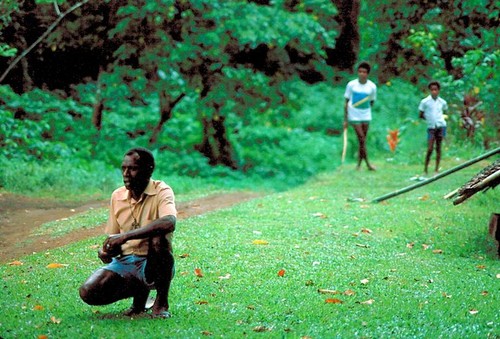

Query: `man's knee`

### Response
(79, 281, 98, 305)
(79, 269, 118, 305)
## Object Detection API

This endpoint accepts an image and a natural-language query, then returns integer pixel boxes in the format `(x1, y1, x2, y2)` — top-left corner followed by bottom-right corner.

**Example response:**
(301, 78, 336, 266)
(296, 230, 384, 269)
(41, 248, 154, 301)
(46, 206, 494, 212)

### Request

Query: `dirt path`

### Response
(0, 191, 262, 263)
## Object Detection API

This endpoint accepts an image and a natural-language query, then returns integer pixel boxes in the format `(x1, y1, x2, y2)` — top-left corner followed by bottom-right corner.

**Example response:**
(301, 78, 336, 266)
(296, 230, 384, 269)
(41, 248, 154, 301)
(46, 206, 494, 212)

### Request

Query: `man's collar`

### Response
(116, 180, 156, 201)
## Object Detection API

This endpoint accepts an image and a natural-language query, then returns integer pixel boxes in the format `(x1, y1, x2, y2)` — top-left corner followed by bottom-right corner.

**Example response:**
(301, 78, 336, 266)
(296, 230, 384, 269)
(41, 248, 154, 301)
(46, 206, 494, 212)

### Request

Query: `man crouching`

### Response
(79, 147, 176, 318)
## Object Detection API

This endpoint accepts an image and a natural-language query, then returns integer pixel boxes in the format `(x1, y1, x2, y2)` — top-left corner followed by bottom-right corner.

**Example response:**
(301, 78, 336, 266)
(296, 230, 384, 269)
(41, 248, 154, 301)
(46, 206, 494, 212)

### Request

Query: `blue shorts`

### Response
(103, 255, 151, 286)
(103, 254, 175, 288)
(427, 127, 446, 141)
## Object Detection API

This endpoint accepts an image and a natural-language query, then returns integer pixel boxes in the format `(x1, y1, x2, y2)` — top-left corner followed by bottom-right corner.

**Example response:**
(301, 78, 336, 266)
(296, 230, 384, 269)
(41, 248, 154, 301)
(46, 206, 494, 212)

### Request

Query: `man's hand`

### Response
(97, 248, 113, 264)
(102, 234, 123, 258)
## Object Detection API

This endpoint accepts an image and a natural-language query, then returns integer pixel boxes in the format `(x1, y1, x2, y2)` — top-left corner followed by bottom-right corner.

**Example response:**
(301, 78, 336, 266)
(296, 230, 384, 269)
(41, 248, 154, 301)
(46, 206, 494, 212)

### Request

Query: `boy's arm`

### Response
(419, 110, 425, 120)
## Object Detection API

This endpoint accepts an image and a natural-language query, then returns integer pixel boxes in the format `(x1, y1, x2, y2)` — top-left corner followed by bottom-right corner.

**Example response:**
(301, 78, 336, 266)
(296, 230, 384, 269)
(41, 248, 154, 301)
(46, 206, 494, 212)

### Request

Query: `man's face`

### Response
(357, 68, 369, 83)
(430, 85, 440, 99)
(121, 153, 150, 192)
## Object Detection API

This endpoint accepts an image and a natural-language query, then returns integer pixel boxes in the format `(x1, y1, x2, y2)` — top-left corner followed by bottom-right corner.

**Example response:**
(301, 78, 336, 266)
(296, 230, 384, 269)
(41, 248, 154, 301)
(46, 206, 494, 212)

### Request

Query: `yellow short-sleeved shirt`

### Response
(105, 180, 176, 256)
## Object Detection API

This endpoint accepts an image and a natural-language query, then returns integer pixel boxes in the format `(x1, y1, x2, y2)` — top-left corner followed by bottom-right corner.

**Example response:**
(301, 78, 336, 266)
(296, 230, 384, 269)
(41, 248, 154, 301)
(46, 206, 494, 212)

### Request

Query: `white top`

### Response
(418, 95, 448, 128)
(344, 79, 377, 122)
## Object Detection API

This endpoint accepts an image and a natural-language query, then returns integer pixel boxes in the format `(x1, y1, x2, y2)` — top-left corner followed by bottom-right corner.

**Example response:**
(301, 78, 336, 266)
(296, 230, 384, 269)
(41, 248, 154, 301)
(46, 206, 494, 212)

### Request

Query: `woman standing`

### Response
(343, 61, 377, 170)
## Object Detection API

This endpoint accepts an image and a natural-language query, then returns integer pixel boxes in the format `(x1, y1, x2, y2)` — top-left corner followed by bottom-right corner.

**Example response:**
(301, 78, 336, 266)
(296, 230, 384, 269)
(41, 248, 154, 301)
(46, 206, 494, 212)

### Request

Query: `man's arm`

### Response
(104, 215, 176, 252)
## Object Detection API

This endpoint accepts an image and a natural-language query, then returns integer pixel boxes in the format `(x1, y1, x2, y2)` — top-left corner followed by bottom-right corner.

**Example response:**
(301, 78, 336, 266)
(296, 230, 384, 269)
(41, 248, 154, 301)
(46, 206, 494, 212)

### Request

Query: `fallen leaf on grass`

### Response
(38, 335, 48, 339)
(312, 212, 327, 219)
(46, 263, 68, 269)
(442, 292, 452, 298)
(252, 239, 269, 245)
(218, 273, 231, 280)
(50, 316, 61, 324)
(359, 299, 375, 305)
(406, 242, 415, 249)
(344, 289, 356, 296)
(201, 330, 213, 336)
(318, 289, 339, 294)
(325, 298, 343, 304)
(277, 269, 286, 277)
(194, 268, 203, 277)
(432, 249, 443, 254)
(481, 291, 488, 296)
(476, 265, 486, 269)
(356, 243, 370, 248)
(33, 305, 44, 311)
(361, 228, 373, 234)
(469, 309, 479, 315)
(418, 194, 430, 201)
(195, 300, 208, 305)
(179, 253, 189, 258)
(253, 325, 272, 332)
(496, 274, 500, 279)
(422, 244, 430, 250)
(8, 260, 23, 266)
(360, 279, 369, 285)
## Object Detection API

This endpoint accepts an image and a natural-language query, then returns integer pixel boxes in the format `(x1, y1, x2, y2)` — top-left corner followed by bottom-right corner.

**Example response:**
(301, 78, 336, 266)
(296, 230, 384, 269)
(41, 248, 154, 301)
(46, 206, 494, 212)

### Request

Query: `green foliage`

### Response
(1, 162, 498, 337)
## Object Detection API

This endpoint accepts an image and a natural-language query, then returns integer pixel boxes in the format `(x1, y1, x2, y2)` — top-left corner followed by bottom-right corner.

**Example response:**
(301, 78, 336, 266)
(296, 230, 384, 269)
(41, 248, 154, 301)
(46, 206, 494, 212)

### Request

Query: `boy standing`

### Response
(419, 81, 448, 175)
(344, 61, 377, 170)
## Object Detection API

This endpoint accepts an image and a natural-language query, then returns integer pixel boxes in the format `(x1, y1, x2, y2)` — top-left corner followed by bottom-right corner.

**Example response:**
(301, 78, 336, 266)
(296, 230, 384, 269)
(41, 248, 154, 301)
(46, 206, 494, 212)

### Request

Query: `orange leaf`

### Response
(277, 269, 286, 277)
(8, 260, 23, 266)
(33, 305, 44, 311)
(194, 268, 203, 277)
(201, 330, 213, 336)
(476, 265, 486, 269)
(325, 298, 343, 304)
(179, 253, 190, 258)
(252, 239, 269, 245)
(38, 335, 48, 339)
(46, 263, 68, 269)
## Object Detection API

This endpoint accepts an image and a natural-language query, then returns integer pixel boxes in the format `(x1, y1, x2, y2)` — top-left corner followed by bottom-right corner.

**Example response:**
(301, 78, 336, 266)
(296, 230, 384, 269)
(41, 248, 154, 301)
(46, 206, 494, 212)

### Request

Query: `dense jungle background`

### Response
(0, 0, 498, 196)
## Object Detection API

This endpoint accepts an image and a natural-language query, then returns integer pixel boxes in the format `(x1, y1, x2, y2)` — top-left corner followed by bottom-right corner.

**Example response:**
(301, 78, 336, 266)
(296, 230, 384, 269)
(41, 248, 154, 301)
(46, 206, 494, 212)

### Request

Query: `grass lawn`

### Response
(1, 158, 499, 338)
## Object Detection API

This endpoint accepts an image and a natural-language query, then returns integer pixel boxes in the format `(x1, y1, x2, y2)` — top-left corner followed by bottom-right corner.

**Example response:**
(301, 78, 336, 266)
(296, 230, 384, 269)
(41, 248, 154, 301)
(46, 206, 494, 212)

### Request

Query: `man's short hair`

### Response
(358, 61, 371, 74)
(428, 81, 441, 89)
(126, 147, 155, 173)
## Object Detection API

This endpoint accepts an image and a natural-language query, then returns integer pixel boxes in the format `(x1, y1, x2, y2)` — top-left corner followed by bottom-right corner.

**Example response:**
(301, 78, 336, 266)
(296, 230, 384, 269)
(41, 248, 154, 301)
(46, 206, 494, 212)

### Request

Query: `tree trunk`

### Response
(149, 92, 185, 145)
(326, 0, 360, 71)
(91, 69, 104, 131)
(196, 113, 238, 170)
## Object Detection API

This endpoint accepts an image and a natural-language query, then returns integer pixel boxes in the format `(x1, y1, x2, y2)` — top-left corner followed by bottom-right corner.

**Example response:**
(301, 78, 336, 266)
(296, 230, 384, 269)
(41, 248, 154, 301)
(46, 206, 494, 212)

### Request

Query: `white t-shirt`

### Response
(344, 79, 377, 122)
(418, 95, 448, 128)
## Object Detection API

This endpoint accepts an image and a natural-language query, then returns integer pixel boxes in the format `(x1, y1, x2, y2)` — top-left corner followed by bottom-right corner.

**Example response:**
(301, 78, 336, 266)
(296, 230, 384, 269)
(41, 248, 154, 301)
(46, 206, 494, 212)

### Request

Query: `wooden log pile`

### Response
(446, 159, 500, 205)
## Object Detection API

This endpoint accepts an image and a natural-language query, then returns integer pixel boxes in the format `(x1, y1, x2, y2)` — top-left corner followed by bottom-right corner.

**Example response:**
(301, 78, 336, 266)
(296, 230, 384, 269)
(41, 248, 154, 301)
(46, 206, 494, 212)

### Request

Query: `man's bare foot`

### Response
(368, 164, 376, 171)
(123, 306, 146, 317)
